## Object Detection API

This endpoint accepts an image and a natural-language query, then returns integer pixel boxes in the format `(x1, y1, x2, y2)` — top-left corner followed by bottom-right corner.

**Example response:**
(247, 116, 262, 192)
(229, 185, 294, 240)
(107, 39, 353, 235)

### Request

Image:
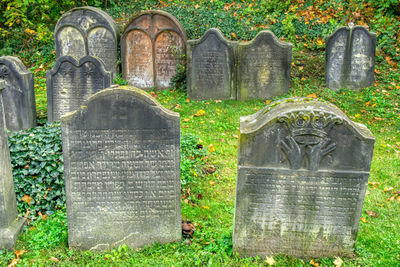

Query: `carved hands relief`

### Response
(278, 110, 342, 171)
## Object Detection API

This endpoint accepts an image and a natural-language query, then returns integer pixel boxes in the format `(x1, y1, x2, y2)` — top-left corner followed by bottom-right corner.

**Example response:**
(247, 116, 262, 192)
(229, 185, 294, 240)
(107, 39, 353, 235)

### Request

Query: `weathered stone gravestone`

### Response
(233, 97, 375, 258)
(121, 10, 186, 89)
(46, 55, 112, 122)
(326, 25, 376, 90)
(187, 28, 237, 100)
(55, 6, 119, 78)
(0, 80, 26, 249)
(237, 31, 292, 100)
(0, 56, 36, 133)
(61, 86, 181, 250)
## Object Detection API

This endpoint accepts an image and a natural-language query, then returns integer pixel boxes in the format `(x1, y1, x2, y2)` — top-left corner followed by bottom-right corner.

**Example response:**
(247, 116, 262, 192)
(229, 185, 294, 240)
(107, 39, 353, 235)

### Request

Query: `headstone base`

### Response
(0, 217, 26, 250)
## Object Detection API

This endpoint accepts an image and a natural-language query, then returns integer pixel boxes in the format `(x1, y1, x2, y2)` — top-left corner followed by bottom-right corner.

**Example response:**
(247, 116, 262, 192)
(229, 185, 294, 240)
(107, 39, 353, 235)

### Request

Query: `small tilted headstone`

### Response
(0, 56, 36, 133)
(61, 85, 181, 250)
(121, 10, 186, 89)
(326, 25, 376, 90)
(46, 55, 112, 122)
(233, 97, 375, 258)
(237, 31, 292, 100)
(0, 80, 26, 250)
(187, 28, 238, 100)
(55, 6, 119, 78)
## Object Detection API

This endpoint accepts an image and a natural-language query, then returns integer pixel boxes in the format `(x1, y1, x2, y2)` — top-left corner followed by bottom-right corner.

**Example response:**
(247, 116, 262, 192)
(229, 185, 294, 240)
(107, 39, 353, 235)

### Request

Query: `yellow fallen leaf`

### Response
(184, 199, 189, 204)
(310, 259, 320, 267)
(186, 99, 190, 102)
(15, 249, 26, 259)
(265, 100, 271, 104)
(265, 256, 275, 265)
(333, 256, 343, 267)
(208, 144, 216, 152)
(384, 187, 394, 192)
(194, 109, 206, 117)
(22, 195, 32, 204)
(361, 217, 367, 223)
(355, 114, 361, 118)
(8, 259, 18, 267)
(231, 32, 236, 38)
(200, 205, 210, 209)
(183, 118, 191, 122)
(307, 93, 317, 99)
(209, 180, 215, 186)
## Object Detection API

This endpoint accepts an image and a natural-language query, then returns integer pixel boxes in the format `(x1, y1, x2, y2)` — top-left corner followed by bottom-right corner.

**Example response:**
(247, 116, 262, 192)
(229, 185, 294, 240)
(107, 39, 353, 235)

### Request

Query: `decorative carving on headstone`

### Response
(55, 6, 119, 78)
(46, 55, 112, 122)
(121, 10, 186, 89)
(61, 86, 181, 250)
(0, 80, 26, 249)
(0, 56, 36, 133)
(233, 97, 375, 258)
(326, 25, 376, 90)
(237, 31, 292, 100)
(187, 28, 238, 100)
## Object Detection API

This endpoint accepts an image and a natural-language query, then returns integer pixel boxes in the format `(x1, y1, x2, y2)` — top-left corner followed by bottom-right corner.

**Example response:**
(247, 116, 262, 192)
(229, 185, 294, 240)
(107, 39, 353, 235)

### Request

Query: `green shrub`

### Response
(8, 123, 64, 219)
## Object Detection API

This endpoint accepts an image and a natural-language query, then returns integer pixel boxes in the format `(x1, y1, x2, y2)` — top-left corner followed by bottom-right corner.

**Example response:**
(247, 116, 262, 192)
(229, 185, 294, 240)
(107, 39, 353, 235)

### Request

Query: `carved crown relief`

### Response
(278, 110, 343, 171)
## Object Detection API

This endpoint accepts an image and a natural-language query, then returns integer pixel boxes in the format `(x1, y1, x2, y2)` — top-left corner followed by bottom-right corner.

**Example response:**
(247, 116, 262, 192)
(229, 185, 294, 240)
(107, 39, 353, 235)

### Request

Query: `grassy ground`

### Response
(1, 1, 400, 266)
(0, 48, 399, 266)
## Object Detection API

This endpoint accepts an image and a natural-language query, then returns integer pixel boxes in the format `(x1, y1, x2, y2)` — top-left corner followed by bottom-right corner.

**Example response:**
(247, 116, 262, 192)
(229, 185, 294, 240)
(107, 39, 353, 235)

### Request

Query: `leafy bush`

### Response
(180, 133, 208, 187)
(8, 123, 64, 219)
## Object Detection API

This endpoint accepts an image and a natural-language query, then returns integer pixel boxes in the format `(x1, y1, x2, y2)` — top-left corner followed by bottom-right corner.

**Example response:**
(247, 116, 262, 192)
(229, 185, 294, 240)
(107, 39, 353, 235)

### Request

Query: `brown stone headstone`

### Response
(121, 10, 186, 89)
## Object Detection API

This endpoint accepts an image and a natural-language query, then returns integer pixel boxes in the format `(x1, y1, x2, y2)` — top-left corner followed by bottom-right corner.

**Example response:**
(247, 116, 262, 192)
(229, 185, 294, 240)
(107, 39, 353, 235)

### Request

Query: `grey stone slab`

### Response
(237, 31, 292, 100)
(61, 85, 181, 250)
(0, 56, 36, 133)
(0, 82, 26, 250)
(46, 55, 112, 122)
(121, 10, 186, 89)
(326, 26, 376, 90)
(187, 28, 238, 100)
(233, 97, 375, 258)
(55, 6, 119, 78)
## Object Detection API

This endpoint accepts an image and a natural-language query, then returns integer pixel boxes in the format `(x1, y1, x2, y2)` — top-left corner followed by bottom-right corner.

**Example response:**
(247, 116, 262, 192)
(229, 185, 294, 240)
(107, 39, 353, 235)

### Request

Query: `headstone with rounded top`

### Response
(61, 85, 181, 250)
(0, 80, 26, 250)
(233, 97, 375, 258)
(326, 25, 376, 90)
(121, 10, 186, 89)
(55, 6, 119, 78)
(187, 28, 238, 100)
(0, 56, 36, 133)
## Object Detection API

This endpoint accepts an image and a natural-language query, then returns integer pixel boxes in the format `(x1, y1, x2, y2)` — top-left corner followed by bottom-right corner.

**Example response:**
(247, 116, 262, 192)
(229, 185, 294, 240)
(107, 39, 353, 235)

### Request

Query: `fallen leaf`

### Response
(231, 32, 236, 38)
(265, 100, 271, 104)
(22, 195, 32, 204)
(215, 100, 222, 103)
(183, 118, 191, 122)
(175, 104, 182, 109)
(361, 217, 367, 223)
(200, 205, 210, 209)
(186, 99, 190, 102)
(209, 180, 215, 186)
(194, 109, 206, 117)
(184, 199, 189, 204)
(182, 125, 189, 128)
(310, 259, 320, 267)
(194, 4, 199, 9)
(49, 257, 60, 262)
(367, 210, 379, 218)
(384, 187, 394, 192)
(266, 256, 275, 265)
(150, 92, 158, 98)
(333, 257, 343, 267)
(15, 250, 26, 259)
(388, 196, 395, 201)
(307, 93, 317, 99)
(8, 259, 18, 267)
(233, 134, 238, 139)
(38, 211, 48, 220)
(208, 144, 216, 152)
(368, 181, 380, 188)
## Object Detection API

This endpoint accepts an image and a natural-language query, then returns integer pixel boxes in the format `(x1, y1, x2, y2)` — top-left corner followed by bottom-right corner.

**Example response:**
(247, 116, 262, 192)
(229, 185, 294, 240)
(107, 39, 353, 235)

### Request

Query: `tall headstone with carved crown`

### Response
(326, 25, 376, 90)
(0, 56, 36, 133)
(61, 86, 181, 250)
(0, 80, 26, 249)
(55, 6, 119, 78)
(233, 97, 375, 258)
(121, 10, 186, 89)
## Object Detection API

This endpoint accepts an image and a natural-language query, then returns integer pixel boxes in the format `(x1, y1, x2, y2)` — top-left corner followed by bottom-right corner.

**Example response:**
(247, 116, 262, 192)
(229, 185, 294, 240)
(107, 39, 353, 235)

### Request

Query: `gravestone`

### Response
(0, 80, 26, 249)
(187, 28, 237, 100)
(0, 56, 36, 133)
(233, 97, 375, 258)
(46, 55, 112, 122)
(121, 10, 186, 89)
(237, 31, 292, 100)
(326, 25, 376, 90)
(61, 86, 181, 250)
(55, 6, 119, 78)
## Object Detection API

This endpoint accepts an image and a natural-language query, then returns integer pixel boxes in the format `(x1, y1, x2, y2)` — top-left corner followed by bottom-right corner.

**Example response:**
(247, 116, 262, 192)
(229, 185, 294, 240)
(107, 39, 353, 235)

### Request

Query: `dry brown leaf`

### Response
(307, 93, 317, 99)
(8, 259, 18, 267)
(184, 199, 189, 204)
(183, 118, 191, 122)
(149, 92, 158, 98)
(38, 211, 48, 220)
(310, 259, 320, 267)
(361, 217, 368, 223)
(49, 257, 60, 262)
(22, 195, 32, 204)
(366, 210, 379, 218)
(209, 180, 215, 186)
(14, 250, 26, 259)
(193, 109, 206, 117)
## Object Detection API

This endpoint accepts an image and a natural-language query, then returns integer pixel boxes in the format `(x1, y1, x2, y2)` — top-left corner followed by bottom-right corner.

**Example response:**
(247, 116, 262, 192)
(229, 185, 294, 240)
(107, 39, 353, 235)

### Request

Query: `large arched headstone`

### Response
(61, 86, 181, 250)
(55, 6, 119, 78)
(0, 56, 36, 133)
(233, 97, 375, 258)
(121, 10, 186, 89)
